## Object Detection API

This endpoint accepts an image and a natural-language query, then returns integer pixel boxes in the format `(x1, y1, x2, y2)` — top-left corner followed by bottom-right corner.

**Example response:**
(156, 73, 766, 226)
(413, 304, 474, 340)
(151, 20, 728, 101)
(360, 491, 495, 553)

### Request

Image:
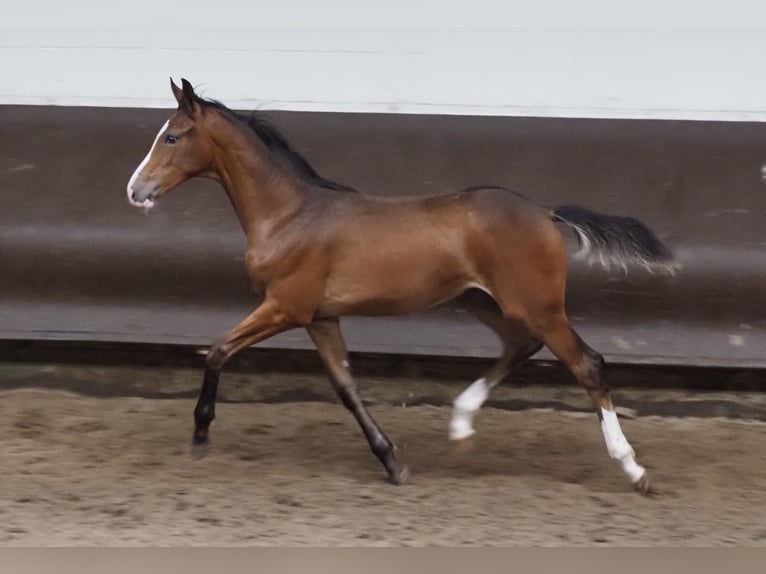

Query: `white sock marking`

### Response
(126, 120, 169, 209)
(449, 378, 489, 440)
(600, 408, 646, 483)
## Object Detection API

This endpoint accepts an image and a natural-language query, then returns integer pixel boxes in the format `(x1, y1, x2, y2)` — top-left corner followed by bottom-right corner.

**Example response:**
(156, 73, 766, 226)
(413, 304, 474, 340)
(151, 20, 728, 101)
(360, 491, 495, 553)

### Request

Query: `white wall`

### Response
(3, 1, 766, 120)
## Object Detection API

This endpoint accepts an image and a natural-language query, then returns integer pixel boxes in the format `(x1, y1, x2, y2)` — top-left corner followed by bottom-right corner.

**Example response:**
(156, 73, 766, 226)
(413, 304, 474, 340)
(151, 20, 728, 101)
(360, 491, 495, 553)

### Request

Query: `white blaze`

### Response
(126, 119, 169, 208)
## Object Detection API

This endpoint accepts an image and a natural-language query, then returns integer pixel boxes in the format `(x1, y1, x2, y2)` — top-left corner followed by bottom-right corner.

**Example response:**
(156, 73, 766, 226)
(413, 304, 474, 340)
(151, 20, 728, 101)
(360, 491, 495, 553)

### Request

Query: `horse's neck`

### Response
(211, 126, 306, 238)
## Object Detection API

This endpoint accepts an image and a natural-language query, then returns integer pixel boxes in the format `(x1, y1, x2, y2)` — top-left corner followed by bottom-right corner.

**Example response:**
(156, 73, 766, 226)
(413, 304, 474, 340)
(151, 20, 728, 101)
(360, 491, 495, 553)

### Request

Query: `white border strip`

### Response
(3, 96, 766, 122)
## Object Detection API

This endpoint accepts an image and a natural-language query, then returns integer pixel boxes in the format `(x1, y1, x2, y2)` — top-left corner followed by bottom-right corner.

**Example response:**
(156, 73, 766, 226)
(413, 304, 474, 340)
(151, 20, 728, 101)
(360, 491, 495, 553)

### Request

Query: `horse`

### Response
(126, 79, 676, 494)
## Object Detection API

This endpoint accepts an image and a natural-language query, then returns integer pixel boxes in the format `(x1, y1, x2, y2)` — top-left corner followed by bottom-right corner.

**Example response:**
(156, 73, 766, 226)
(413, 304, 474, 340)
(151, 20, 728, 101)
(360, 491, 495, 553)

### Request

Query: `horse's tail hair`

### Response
(551, 205, 678, 274)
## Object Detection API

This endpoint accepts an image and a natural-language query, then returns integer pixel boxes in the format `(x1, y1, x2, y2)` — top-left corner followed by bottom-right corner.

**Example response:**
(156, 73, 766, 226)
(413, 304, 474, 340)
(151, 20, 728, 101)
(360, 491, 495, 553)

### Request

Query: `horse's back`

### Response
(314, 186, 564, 317)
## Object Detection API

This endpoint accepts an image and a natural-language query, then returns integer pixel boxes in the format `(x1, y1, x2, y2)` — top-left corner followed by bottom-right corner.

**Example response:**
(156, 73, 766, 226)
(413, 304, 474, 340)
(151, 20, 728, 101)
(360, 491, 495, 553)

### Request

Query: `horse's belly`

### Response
(319, 264, 473, 317)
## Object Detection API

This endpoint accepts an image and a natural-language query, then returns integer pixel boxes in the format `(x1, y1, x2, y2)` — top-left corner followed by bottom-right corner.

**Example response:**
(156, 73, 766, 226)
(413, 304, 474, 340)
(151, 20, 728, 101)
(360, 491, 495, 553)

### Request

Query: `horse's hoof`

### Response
(190, 440, 209, 460)
(449, 426, 476, 442)
(388, 465, 410, 485)
(633, 472, 652, 496)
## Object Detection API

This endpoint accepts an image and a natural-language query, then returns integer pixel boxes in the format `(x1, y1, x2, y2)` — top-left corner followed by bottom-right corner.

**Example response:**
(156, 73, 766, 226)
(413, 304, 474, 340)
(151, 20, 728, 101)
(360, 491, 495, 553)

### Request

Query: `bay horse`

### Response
(127, 79, 676, 494)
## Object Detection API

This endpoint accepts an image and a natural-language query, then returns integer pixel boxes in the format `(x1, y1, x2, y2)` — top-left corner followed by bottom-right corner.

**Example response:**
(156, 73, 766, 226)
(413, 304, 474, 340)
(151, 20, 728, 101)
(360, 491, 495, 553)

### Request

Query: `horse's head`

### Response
(126, 79, 214, 208)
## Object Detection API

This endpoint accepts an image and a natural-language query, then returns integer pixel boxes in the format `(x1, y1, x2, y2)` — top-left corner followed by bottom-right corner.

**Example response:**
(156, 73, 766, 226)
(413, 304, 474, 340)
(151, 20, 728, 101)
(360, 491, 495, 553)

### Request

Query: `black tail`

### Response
(551, 205, 678, 274)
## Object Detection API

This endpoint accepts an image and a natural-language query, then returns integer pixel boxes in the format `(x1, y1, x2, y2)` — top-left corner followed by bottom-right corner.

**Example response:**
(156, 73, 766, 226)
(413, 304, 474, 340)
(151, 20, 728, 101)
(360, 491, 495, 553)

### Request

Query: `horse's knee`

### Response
(577, 350, 608, 392)
(584, 348, 605, 375)
(205, 341, 229, 371)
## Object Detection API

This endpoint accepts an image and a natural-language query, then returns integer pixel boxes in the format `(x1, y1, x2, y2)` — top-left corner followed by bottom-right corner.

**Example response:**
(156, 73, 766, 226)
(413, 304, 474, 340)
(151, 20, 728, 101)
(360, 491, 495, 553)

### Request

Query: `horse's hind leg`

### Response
(533, 311, 650, 493)
(450, 290, 542, 440)
(307, 317, 408, 485)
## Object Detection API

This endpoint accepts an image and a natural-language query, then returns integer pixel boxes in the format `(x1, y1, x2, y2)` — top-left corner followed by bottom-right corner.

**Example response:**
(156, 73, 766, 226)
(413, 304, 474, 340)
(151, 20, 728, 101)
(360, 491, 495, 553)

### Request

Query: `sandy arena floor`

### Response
(1, 363, 764, 546)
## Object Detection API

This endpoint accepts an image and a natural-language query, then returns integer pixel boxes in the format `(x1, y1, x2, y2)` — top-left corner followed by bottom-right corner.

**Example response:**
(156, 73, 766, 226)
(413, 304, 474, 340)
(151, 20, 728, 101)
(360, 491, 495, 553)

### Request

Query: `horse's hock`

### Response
(1, 105, 765, 369)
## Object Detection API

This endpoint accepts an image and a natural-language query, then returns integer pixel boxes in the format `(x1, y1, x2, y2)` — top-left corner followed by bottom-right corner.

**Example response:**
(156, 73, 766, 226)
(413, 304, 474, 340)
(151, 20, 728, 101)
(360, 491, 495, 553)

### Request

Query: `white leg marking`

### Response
(600, 408, 646, 484)
(126, 120, 169, 208)
(449, 378, 489, 440)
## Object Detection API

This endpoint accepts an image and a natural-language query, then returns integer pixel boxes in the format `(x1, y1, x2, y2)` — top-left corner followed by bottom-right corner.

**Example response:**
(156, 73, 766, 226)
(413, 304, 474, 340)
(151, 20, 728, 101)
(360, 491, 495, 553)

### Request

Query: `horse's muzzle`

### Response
(127, 181, 157, 209)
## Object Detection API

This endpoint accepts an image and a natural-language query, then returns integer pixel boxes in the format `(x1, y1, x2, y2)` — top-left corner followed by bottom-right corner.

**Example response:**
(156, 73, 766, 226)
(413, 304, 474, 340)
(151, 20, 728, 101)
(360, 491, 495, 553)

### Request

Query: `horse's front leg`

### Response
(192, 298, 297, 453)
(307, 318, 409, 485)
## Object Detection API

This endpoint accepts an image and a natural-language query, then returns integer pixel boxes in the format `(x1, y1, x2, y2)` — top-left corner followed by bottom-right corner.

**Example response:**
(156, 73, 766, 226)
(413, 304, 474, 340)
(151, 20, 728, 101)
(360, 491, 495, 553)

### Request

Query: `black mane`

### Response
(197, 98, 357, 193)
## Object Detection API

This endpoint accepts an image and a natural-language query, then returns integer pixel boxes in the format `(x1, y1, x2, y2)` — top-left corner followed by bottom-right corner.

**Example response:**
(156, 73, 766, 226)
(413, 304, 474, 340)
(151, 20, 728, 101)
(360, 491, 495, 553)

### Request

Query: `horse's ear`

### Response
(171, 77, 201, 116)
(181, 78, 196, 101)
(170, 78, 184, 105)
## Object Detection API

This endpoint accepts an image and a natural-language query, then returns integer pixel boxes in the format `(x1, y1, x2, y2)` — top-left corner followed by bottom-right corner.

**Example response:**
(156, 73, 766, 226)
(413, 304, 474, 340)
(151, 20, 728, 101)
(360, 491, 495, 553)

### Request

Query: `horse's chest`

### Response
(244, 248, 278, 288)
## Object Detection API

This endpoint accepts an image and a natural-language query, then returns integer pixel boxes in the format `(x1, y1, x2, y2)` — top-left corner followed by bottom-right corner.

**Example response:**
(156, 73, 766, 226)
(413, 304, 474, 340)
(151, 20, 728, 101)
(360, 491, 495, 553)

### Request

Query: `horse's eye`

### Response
(164, 134, 179, 145)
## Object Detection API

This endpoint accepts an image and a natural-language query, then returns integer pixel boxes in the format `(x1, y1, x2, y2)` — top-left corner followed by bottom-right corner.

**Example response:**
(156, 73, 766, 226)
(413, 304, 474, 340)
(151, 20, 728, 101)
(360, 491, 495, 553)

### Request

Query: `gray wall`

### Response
(3, 5, 766, 121)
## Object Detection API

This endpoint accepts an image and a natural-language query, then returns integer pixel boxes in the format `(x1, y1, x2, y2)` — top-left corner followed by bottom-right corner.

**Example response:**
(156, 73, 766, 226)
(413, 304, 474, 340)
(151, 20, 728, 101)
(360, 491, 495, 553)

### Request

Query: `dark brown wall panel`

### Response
(1, 105, 764, 367)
